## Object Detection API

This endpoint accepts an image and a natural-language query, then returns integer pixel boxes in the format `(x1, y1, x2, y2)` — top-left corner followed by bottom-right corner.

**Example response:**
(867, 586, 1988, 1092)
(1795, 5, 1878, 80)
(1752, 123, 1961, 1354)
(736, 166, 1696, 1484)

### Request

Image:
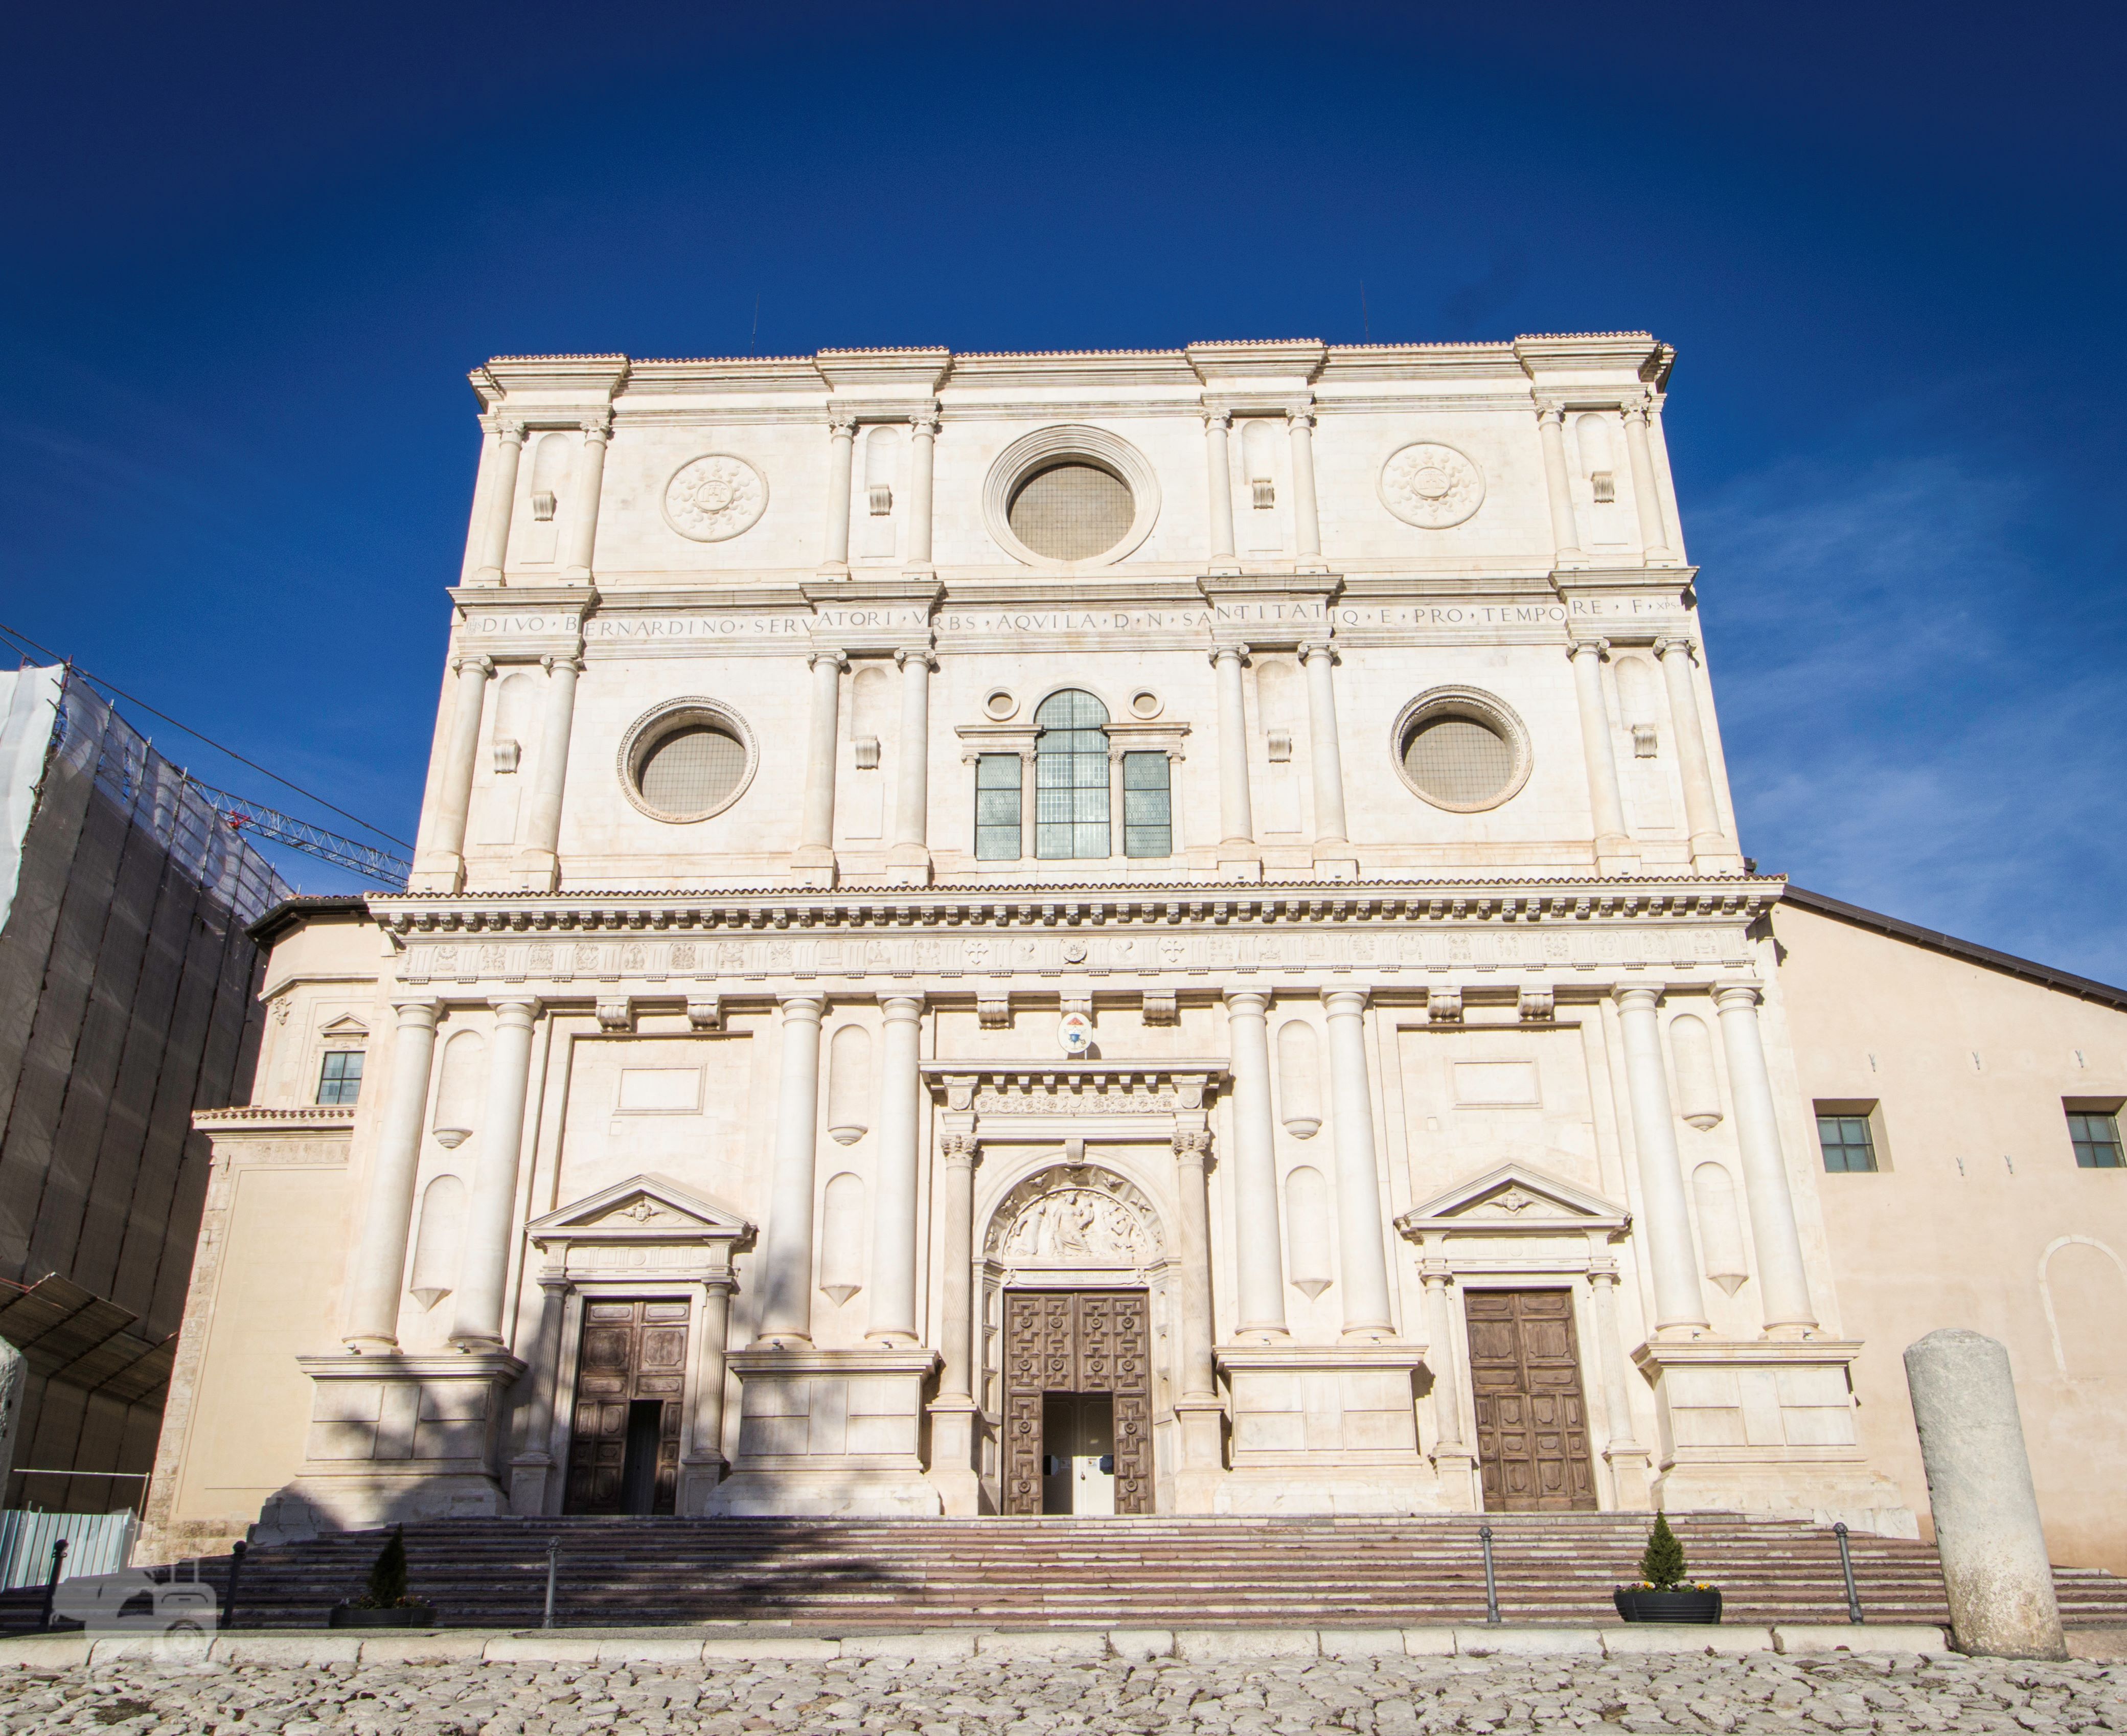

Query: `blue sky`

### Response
(4, 3, 2122, 977)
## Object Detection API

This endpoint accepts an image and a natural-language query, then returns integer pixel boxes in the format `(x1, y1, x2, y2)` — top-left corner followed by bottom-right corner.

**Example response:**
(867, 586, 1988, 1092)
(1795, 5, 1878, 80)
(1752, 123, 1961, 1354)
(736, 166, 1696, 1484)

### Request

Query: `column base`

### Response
(1593, 835, 1642, 876)
(787, 848, 839, 889)
(1689, 837, 1747, 874)
(1603, 1443, 1655, 1510)
(1216, 849, 1264, 882)
(507, 1452, 556, 1516)
(1428, 1447, 1481, 1512)
(886, 846, 934, 887)
(926, 1398, 984, 1515)
(1171, 1396, 1228, 1514)
(677, 1453, 727, 1516)
(1311, 849, 1360, 881)
(407, 854, 466, 895)
(511, 849, 561, 892)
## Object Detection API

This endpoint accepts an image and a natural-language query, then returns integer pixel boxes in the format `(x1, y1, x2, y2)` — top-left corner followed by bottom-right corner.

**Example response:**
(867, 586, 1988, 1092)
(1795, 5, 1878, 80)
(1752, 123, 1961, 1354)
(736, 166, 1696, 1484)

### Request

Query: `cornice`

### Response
(193, 1107, 356, 1133)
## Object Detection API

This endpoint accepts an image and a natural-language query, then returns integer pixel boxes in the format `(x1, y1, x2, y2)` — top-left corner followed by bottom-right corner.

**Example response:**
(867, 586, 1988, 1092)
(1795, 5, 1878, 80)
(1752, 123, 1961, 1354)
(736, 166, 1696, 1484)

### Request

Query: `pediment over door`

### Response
(529, 1174, 753, 1283)
(1394, 1160, 1630, 1241)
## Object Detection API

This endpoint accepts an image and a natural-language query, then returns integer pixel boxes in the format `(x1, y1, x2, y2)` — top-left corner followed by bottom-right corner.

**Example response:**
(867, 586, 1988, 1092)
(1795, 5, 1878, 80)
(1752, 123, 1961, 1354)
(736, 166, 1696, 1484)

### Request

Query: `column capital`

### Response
(1567, 635, 1611, 661)
(492, 416, 528, 445)
(1172, 1128, 1212, 1163)
(1611, 984, 1665, 1012)
(880, 992, 926, 1019)
(894, 647, 939, 672)
(540, 654, 585, 677)
(1618, 390, 1653, 425)
(1223, 986, 1271, 1014)
(941, 1130, 980, 1169)
(1419, 1259, 1455, 1288)
(1202, 406, 1233, 432)
(1586, 1259, 1622, 1288)
(1285, 406, 1317, 432)
(390, 997, 443, 1025)
(908, 410, 941, 438)
(451, 653, 496, 678)
(807, 647, 849, 673)
(1654, 635, 1699, 661)
(776, 993, 827, 1022)
(1535, 397, 1567, 426)
(1208, 643, 1250, 666)
(827, 412, 859, 439)
(1322, 986, 1371, 1015)
(487, 995, 543, 1020)
(1712, 983, 1765, 1012)
(1298, 637, 1337, 665)
(579, 409, 613, 443)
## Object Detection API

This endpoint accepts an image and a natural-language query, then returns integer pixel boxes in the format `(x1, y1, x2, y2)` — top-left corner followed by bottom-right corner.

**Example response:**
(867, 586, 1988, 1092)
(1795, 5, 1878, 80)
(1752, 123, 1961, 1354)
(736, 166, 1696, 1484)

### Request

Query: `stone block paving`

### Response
(4, 1644, 2127, 1736)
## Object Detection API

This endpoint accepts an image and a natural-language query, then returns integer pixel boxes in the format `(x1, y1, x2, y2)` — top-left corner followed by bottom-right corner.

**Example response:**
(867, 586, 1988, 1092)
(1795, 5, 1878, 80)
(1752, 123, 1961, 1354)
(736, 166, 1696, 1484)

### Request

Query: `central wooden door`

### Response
(1465, 1288, 1597, 1512)
(565, 1298, 689, 1515)
(1002, 1290, 1152, 1516)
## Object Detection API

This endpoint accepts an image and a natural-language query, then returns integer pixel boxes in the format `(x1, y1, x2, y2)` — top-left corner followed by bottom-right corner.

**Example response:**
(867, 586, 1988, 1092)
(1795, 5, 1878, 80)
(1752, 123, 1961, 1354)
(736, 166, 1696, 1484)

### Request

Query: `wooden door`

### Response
(1001, 1290, 1152, 1516)
(565, 1298, 689, 1515)
(1465, 1288, 1597, 1512)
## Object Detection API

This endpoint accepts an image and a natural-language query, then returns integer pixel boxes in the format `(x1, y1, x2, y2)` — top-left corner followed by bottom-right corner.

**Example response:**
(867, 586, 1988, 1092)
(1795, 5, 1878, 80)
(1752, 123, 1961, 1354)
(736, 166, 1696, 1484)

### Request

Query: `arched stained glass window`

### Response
(1035, 689, 1110, 859)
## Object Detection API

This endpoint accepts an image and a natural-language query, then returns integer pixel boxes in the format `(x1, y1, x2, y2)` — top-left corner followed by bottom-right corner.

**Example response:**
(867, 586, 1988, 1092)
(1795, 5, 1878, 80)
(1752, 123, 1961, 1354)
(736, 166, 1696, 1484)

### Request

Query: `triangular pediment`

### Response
(528, 1173, 751, 1239)
(1399, 1160, 1629, 1232)
(318, 1014, 369, 1038)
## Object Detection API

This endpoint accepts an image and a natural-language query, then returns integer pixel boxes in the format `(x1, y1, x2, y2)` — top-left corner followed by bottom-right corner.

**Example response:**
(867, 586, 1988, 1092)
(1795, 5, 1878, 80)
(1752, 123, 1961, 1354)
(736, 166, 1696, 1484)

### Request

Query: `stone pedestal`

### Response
(1633, 1339, 1914, 1536)
(1170, 1396, 1229, 1514)
(714, 1347, 943, 1516)
(925, 1397, 984, 1515)
(284, 1352, 524, 1530)
(1214, 1343, 1436, 1514)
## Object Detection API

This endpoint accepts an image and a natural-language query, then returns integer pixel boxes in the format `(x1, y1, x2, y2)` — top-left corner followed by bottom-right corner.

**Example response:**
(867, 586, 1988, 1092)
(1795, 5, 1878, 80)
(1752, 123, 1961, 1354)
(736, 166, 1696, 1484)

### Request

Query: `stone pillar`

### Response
(682, 1278, 734, 1502)
(514, 654, 581, 890)
(1107, 743, 1127, 859)
(450, 997, 541, 1349)
(888, 649, 934, 883)
(906, 412, 939, 568)
(1171, 1130, 1219, 1400)
(794, 649, 845, 882)
(1224, 989, 1288, 1338)
(1536, 399, 1583, 563)
(1655, 637, 1739, 871)
(1587, 1257, 1652, 1506)
(1298, 640, 1354, 872)
(1613, 987, 1709, 1335)
(824, 414, 857, 570)
(1420, 1258, 1477, 1504)
(929, 1128, 981, 1514)
(343, 1000, 441, 1349)
(1203, 408, 1236, 564)
(1904, 1329, 2067, 1659)
(1568, 639, 1636, 874)
(1210, 646, 1257, 857)
(1619, 394, 1673, 561)
(757, 995, 827, 1346)
(1018, 746, 1039, 861)
(867, 995, 925, 1346)
(412, 655, 493, 892)
(507, 1277, 570, 1513)
(1713, 986, 1819, 1335)
(1287, 408, 1322, 564)
(473, 418, 526, 584)
(559, 414, 611, 581)
(1322, 989, 1393, 1339)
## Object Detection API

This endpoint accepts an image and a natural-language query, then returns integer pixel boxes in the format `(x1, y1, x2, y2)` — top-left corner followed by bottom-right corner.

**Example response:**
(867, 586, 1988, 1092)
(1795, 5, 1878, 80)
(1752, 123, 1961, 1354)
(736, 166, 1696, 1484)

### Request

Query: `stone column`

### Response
(559, 414, 611, 581)
(1224, 989, 1288, 1338)
(906, 413, 939, 568)
(514, 654, 581, 890)
(1619, 394, 1673, 561)
(794, 649, 845, 881)
(867, 995, 925, 1346)
(343, 1000, 441, 1349)
(1613, 986, 1709, 1335)
(823, 414, 857, 570)
(1655, 637, 1738, 871)
(935, 1134, 978, 1403)
(1287, 408, 1322, 564)
(1171, 1130, 1219, 1400)
(1586, 1257, 1651, 1505)
(412, 654, 493, 892)
(1210, 646, 1256, 853)
(1107, 743, 1126, 858)
(1568, 639, 1635, 874)
(1905, 1329, 2068, 1659)
(1018, 746, 1039, 861)
(507, 1276, 570, 1513)
(1203, 408, 1236, 564)
(1713, 986, 1820, 1335)
(682, 1278, 735, 1501)
(1420, 1257, 1477, 1503)
(1298, 640, 1353, 868)
(450, 997, 541, 1349)
(757, 995, 827, 1345)
(473, 418, 526, 584)
(1322, 989, 1393, 1339)
(1536, 399, 1583, 563)
(889, 649, 934, 883)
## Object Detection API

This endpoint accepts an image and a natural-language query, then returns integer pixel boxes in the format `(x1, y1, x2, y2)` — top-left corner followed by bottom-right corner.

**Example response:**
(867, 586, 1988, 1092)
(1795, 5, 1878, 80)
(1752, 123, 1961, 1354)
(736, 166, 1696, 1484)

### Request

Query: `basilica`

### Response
(139, 336, 2127, 1571)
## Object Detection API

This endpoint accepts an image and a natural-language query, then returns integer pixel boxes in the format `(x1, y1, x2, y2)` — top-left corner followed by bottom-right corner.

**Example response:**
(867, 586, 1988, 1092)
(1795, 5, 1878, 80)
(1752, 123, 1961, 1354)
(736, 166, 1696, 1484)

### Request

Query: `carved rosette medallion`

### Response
(662, 454, 769, 542)
(1379, 442, 1485, 529)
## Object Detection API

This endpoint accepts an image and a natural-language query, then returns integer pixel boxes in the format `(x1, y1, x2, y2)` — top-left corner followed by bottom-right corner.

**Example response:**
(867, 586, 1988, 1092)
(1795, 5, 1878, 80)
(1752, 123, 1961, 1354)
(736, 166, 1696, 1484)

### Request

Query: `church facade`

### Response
(137, 336, 2127, 1567)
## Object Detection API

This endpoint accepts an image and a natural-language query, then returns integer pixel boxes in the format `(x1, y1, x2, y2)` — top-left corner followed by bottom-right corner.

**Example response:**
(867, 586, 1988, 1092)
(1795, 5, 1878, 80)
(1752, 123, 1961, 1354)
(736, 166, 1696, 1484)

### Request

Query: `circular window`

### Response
(983, 688, 1019, 721)
(618, 699, 758, 823)
(1390, 689, 1531, 812)
(982, 425, 1162, 568)
(1129, 689, 1163, 720)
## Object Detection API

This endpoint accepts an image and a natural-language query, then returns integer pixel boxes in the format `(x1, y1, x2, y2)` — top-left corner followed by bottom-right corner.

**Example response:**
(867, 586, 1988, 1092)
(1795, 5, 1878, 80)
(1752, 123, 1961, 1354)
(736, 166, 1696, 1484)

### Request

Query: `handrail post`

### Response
(224, 1540, 247, 1631)
(542, 1538, 560, 1630)
(1834, 1521, 1864, 1624)
(38, 1538, 67, 1631)
(1479, 1523, 1500, 1625)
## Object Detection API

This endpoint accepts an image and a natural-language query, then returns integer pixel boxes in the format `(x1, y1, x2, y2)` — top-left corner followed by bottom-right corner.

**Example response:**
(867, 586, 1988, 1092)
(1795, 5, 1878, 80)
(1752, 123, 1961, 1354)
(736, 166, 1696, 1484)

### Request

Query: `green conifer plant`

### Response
(359, 1525, 411, 1609)
(1638, 1512, 1688, 1591)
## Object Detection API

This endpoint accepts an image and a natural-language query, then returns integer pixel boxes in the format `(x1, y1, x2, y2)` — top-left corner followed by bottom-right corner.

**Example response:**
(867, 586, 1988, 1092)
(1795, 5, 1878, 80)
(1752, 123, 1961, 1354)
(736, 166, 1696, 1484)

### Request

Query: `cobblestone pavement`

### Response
(3, 1648, 2126, 1735)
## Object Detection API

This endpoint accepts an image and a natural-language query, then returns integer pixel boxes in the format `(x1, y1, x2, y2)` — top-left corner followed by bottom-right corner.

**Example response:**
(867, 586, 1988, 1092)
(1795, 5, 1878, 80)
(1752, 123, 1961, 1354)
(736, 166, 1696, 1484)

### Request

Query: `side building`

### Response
(0, 665, 287, 1520)
(133, 336, 2127, 1572)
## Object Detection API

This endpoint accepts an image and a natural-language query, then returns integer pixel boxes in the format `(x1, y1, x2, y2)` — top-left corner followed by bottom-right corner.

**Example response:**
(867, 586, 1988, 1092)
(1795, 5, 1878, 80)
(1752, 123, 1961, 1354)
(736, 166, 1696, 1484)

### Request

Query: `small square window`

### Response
(317, 1050, 364, 1106)
(2069, 1110, 2125, 1169)
(1817, 1112, 1877, 1173)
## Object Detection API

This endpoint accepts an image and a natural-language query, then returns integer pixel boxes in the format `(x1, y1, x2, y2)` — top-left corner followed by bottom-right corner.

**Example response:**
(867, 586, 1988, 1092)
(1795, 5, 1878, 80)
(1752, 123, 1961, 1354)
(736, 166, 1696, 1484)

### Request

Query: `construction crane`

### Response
(187, 778, 412, 889)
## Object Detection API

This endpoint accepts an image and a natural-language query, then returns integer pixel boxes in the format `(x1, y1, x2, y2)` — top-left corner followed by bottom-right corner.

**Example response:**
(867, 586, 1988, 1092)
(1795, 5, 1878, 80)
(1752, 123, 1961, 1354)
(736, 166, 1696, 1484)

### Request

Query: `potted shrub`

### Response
(327, 1527, 435, 1629)
(1614, 1513, 1722, 1623)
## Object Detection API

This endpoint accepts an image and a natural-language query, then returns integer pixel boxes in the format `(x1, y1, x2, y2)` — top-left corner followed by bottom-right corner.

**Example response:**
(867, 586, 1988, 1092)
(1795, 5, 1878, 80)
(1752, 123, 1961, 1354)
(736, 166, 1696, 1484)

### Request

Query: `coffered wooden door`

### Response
(1465, 1287, 1597, 1512)
(1001, 1290, 1152, 1516)
(565, 1298, 689, 1515)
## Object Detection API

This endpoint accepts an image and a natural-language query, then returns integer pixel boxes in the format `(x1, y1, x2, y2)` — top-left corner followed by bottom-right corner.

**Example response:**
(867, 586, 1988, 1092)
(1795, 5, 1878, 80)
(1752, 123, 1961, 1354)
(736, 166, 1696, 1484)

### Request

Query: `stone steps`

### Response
(11, 1513, 2126, 1634)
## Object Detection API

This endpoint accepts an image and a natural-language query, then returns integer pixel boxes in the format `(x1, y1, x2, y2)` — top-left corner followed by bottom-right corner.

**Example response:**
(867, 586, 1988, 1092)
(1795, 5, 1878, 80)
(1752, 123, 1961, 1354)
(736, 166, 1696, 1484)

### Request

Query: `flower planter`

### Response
(1614, 1588, 1722, 1624)
(327, 1603, 436, 1629)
